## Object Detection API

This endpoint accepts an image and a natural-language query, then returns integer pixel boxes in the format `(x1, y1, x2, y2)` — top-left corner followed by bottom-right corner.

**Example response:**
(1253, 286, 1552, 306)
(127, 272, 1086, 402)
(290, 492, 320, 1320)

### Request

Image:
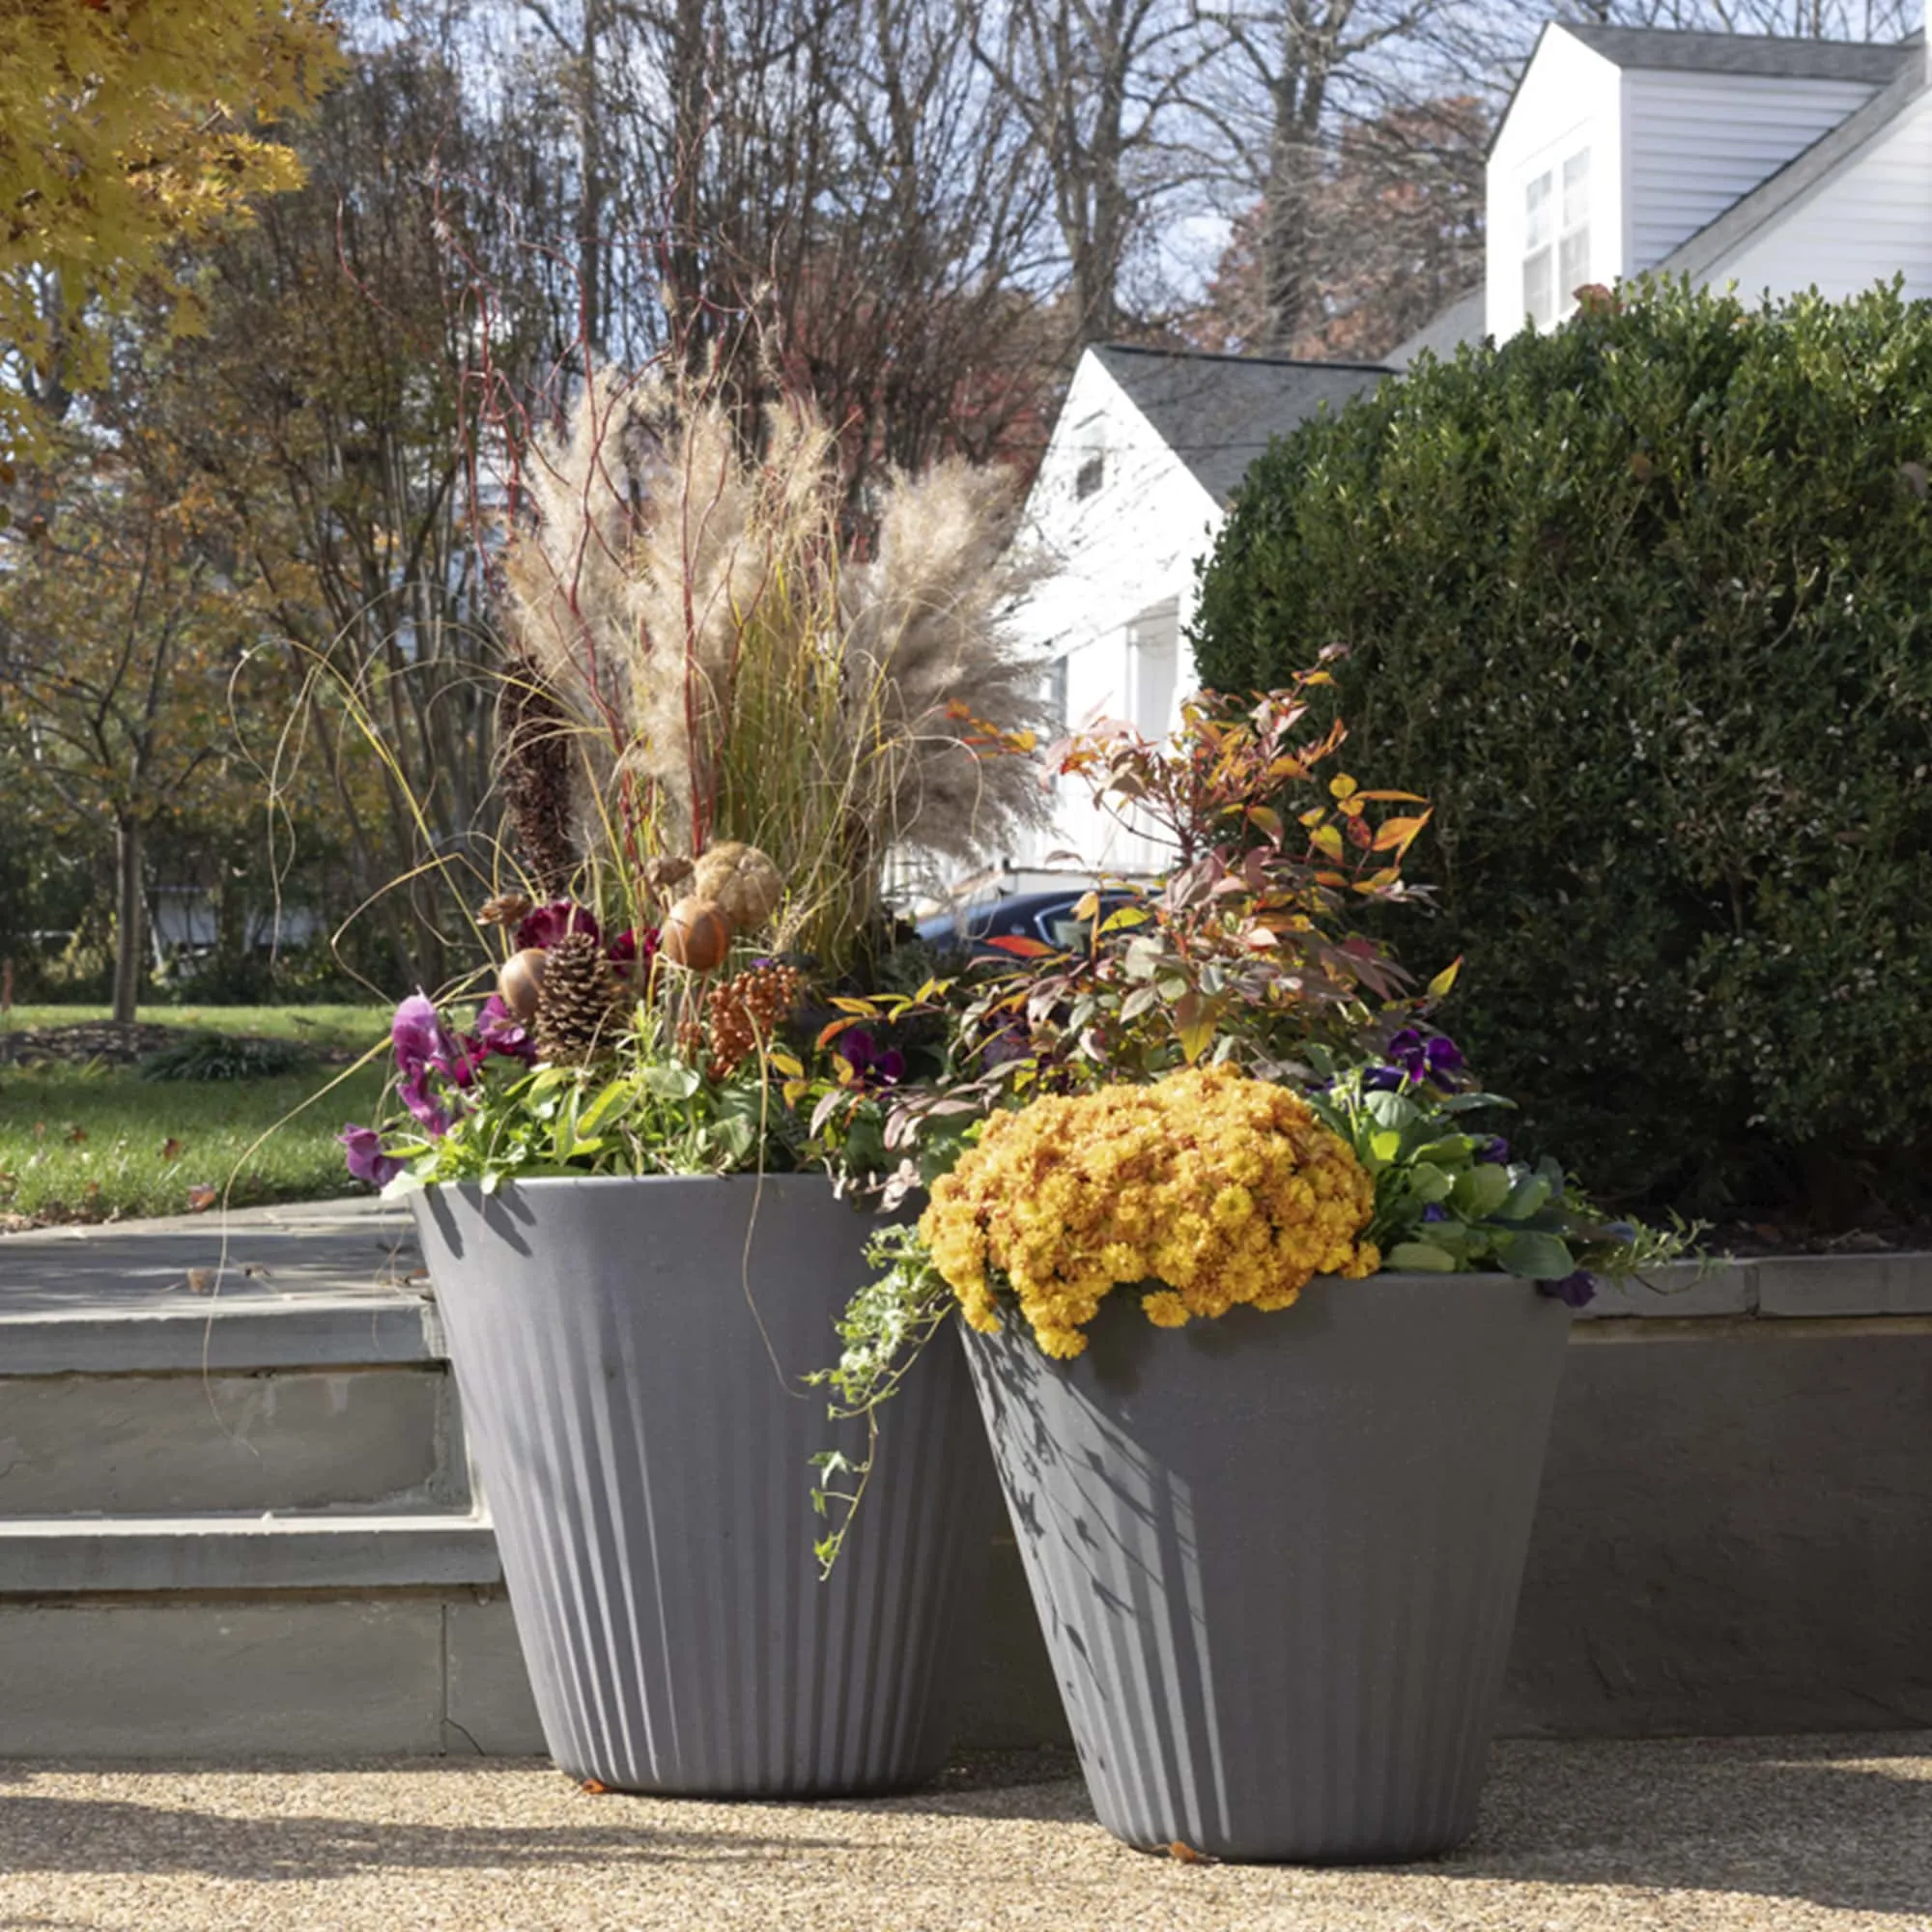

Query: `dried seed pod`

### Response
(479, 892, 534, 930)
(497, 947, 549, 1023)
(642, 854, 695, 895)
(660, 896, 734, 972)
(690, 842, 784, 930)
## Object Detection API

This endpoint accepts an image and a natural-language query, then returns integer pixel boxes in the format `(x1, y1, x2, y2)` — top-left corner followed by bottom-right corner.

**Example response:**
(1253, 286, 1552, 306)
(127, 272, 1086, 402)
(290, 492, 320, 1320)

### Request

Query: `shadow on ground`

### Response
(2, 1734, 1928, 1919)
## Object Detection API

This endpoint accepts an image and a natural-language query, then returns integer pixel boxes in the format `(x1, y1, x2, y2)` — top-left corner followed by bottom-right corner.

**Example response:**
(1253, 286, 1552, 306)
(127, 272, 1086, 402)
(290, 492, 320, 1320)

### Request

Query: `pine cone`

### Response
(533, 931, 621, 1065)
(497, 654, 579, 898)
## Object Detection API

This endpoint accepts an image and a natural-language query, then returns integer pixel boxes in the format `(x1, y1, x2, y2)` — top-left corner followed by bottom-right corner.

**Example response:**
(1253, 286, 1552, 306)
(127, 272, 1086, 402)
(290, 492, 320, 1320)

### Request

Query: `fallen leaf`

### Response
(159, 1137, 185, 1161)
(580, 1778, 611, 1795)
(186, 1184, 218, 1212)
(185, 1268, 216, 1294)
(1167, 1841, 1215, 1864)
(64, 1124, 87, 1146)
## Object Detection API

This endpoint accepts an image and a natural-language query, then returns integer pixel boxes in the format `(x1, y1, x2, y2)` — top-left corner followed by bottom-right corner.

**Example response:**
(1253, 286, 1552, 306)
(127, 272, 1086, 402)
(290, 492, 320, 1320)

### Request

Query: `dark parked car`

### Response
(914, 888, 1138, 960)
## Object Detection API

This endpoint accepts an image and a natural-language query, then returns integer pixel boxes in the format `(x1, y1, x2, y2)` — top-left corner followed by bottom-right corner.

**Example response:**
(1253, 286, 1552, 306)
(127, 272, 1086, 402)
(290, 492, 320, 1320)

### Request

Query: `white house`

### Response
(987, 20, 1932, 891)
(1000, 344, 1386, 880)
(1487, 23, 1932, 337)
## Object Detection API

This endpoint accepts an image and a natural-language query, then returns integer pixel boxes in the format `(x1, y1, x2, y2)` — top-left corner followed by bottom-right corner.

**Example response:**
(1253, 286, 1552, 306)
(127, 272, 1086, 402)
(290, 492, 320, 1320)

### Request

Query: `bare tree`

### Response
(970, 0, 1213, 346)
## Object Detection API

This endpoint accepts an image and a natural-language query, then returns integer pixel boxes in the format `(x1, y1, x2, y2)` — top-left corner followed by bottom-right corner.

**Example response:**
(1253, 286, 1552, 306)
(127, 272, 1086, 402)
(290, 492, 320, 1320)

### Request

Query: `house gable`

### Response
(1487, 22, 1918, 339)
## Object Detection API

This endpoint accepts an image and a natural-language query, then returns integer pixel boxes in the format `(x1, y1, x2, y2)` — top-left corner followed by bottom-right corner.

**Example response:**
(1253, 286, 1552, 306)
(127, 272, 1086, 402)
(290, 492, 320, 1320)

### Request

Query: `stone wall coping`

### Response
(1576, 1251, 1932, 1321)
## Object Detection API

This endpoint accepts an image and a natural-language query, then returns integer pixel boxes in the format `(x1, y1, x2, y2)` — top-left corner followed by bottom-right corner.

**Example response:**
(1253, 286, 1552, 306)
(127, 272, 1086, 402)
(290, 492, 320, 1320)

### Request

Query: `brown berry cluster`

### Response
(699, 962, 807, 1079)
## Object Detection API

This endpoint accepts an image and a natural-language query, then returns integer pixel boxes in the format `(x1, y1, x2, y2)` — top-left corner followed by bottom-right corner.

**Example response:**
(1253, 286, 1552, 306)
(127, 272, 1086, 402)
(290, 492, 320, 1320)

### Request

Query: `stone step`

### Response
(0, 1511, 501, 1594)
(0, 1362, 461, 1517)
(0, 1204, 469, 1519)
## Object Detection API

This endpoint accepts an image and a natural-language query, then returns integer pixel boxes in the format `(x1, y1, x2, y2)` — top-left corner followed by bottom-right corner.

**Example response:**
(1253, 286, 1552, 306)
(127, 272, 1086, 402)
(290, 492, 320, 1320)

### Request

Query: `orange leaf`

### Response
(186, 1184, 217, 1212)
(1371, 812, 1431, 854)
(987, 935, 1055, 956)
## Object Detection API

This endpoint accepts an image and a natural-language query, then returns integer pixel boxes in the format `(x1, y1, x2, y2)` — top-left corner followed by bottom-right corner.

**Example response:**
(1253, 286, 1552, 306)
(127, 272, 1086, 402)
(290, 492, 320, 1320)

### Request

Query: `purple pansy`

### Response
(1540, 1269, 1597, 1309)
(1384, 1027, 1464, 1086)
(838, 1029, 906, 1087)
(339, 1124, 404, 1189)
(1362, 1065, 1407, 1093)
(1422, 1203, 1450, 1223)
(1477, 1135, 1511, 1165)
(391, 990, 486, 1135)
(474, 992, 536, 1065)
(516, 900, 601, 952)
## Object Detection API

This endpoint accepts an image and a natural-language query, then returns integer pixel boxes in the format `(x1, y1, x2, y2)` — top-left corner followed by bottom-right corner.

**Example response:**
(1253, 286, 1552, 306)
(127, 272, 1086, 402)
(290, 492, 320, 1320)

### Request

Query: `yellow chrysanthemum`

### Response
(920, 1065, 1378, 1357)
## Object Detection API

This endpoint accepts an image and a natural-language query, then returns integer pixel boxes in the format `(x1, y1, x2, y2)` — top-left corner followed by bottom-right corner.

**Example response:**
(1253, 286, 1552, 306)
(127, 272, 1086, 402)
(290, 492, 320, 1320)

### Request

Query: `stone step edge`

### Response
(0, 1513, 500, 1595)
(0, 1295, 444, 1376)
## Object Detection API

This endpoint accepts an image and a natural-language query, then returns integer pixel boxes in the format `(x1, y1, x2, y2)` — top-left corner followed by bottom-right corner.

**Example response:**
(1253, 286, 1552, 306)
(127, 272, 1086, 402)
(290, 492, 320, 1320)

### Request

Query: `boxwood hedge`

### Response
(1191, 279, 1932, 1217)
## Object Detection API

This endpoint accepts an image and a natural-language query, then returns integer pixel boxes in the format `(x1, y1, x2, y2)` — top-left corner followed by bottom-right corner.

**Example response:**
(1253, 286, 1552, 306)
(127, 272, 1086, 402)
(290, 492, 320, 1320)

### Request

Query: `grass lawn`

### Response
(0, 1005, 393, 1226)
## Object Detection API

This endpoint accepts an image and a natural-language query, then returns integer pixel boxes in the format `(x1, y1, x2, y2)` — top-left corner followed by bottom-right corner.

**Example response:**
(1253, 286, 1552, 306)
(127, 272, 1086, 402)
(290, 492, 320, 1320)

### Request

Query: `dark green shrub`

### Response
(1191, 279, 1932, 1216)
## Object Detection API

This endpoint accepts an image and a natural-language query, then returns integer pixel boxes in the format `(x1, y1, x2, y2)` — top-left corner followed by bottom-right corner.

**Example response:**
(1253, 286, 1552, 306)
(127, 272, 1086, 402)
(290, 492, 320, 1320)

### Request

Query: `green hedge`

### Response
(1191, 279, 1932, 1215)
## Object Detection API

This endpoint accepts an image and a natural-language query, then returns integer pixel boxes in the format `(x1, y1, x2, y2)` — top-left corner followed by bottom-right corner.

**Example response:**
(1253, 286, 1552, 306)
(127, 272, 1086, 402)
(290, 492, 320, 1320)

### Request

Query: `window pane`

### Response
(1524, 171, 1553, 249)
(1563, 148, 1591, 231)
(1523, 247, 1553, 327)
(1559, 227, 1590, 306)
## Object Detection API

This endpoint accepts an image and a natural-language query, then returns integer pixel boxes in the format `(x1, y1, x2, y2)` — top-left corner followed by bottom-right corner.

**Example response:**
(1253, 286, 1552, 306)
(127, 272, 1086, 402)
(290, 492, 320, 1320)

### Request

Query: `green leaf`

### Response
(1386, 1240, 1459, 1272)
(642, 1063, 702, 1100)
(1504, 1172, 1551, 1219)
(1369, 1128, 1404, 1164)
(1493, 1230, 1576, 1280)
(1453, 1163, 1513, 1217)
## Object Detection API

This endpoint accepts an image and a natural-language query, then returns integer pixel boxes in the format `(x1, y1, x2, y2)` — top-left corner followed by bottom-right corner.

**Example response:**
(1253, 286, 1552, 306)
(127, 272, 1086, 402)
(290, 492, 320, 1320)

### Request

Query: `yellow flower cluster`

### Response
(921, 1064, 1379, 1359)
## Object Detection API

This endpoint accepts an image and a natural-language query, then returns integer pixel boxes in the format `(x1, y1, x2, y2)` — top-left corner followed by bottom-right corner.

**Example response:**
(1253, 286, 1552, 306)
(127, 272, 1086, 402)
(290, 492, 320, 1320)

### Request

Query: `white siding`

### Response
(1001, 355, 1222, 880)
(1488, 28, 1625, 339)
(1711, 86, 1932, 300)
(1626, 71, 1876, 270)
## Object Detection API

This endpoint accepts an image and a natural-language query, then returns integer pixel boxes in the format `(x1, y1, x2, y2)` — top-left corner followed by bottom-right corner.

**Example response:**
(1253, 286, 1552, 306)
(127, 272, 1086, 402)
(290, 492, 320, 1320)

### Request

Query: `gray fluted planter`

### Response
(962, 1273, 1571, 1862)
(412, 1174, 997, 1796)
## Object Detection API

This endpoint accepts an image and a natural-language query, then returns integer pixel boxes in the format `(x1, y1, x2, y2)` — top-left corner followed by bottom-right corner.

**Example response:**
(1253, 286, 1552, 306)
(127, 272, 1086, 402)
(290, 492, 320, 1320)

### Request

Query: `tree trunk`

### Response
(112, 815, 145, 1025)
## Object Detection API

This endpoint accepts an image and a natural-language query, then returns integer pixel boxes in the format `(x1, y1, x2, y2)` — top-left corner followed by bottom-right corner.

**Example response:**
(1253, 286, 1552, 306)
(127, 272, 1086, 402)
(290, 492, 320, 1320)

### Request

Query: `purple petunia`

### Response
(339, 1124, 404, 1189)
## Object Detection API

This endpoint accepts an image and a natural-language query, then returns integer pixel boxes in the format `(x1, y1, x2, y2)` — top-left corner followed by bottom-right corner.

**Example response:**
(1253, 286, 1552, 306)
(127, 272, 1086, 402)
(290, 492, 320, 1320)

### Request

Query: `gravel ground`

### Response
(2, 1734, 1929, 1932)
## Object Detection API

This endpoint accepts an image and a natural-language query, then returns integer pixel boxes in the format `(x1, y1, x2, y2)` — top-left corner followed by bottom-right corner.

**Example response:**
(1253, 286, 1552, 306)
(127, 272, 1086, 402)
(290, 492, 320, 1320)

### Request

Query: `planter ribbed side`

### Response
(962, 1273, 1571, 1862)
(412, 1174, 997, 1796)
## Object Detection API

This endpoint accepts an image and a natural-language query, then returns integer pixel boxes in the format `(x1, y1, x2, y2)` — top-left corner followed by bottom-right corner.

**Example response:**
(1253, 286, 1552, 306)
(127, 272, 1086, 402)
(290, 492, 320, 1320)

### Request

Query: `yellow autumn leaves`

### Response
(922, 1064, 1378, 1358)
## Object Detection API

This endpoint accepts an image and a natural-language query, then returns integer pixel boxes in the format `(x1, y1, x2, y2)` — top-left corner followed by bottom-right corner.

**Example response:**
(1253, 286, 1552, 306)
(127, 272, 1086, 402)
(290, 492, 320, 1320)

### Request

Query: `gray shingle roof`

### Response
(1560, 21, 1914, 83)
(1385, 288, 1486, 368)
(1091, 345, 1389, 504)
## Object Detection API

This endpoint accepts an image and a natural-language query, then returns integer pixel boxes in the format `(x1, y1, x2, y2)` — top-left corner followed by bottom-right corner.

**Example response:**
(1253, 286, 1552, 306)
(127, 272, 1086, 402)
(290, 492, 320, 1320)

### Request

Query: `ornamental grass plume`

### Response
(922, 1065, 1379, 1359)
(497, 361, 1048, 975)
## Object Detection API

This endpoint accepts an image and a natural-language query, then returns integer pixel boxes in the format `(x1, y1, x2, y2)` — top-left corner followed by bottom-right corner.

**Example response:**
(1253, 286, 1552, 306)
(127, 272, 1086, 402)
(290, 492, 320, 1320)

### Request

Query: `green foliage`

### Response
(803, 1223, 955, 1577)
(394, 1050, 809, 1192)
(138, 1034, 314, 1083)
(1302, 1050, 1695, 1288)
(1191, 278, 1932, 1213)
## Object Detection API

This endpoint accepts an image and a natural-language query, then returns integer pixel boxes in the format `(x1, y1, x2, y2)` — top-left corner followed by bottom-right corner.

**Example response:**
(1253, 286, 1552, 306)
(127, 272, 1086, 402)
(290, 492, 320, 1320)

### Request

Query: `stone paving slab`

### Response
(0, 1196, 419, 1317)
(0, 1734, 1926, 1931)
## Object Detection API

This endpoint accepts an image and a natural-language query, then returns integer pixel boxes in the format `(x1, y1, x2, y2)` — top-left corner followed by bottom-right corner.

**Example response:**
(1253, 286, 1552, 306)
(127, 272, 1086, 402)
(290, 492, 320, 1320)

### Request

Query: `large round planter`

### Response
(961, 1272, 1571, 1862)
(412, 1173, 998, 1796)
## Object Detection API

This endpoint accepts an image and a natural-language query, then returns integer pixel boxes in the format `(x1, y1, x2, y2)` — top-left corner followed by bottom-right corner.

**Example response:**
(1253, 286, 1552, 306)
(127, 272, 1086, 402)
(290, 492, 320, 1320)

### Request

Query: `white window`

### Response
(1523, 146, 1590, 329)
(1128, 600, 1179, 741)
